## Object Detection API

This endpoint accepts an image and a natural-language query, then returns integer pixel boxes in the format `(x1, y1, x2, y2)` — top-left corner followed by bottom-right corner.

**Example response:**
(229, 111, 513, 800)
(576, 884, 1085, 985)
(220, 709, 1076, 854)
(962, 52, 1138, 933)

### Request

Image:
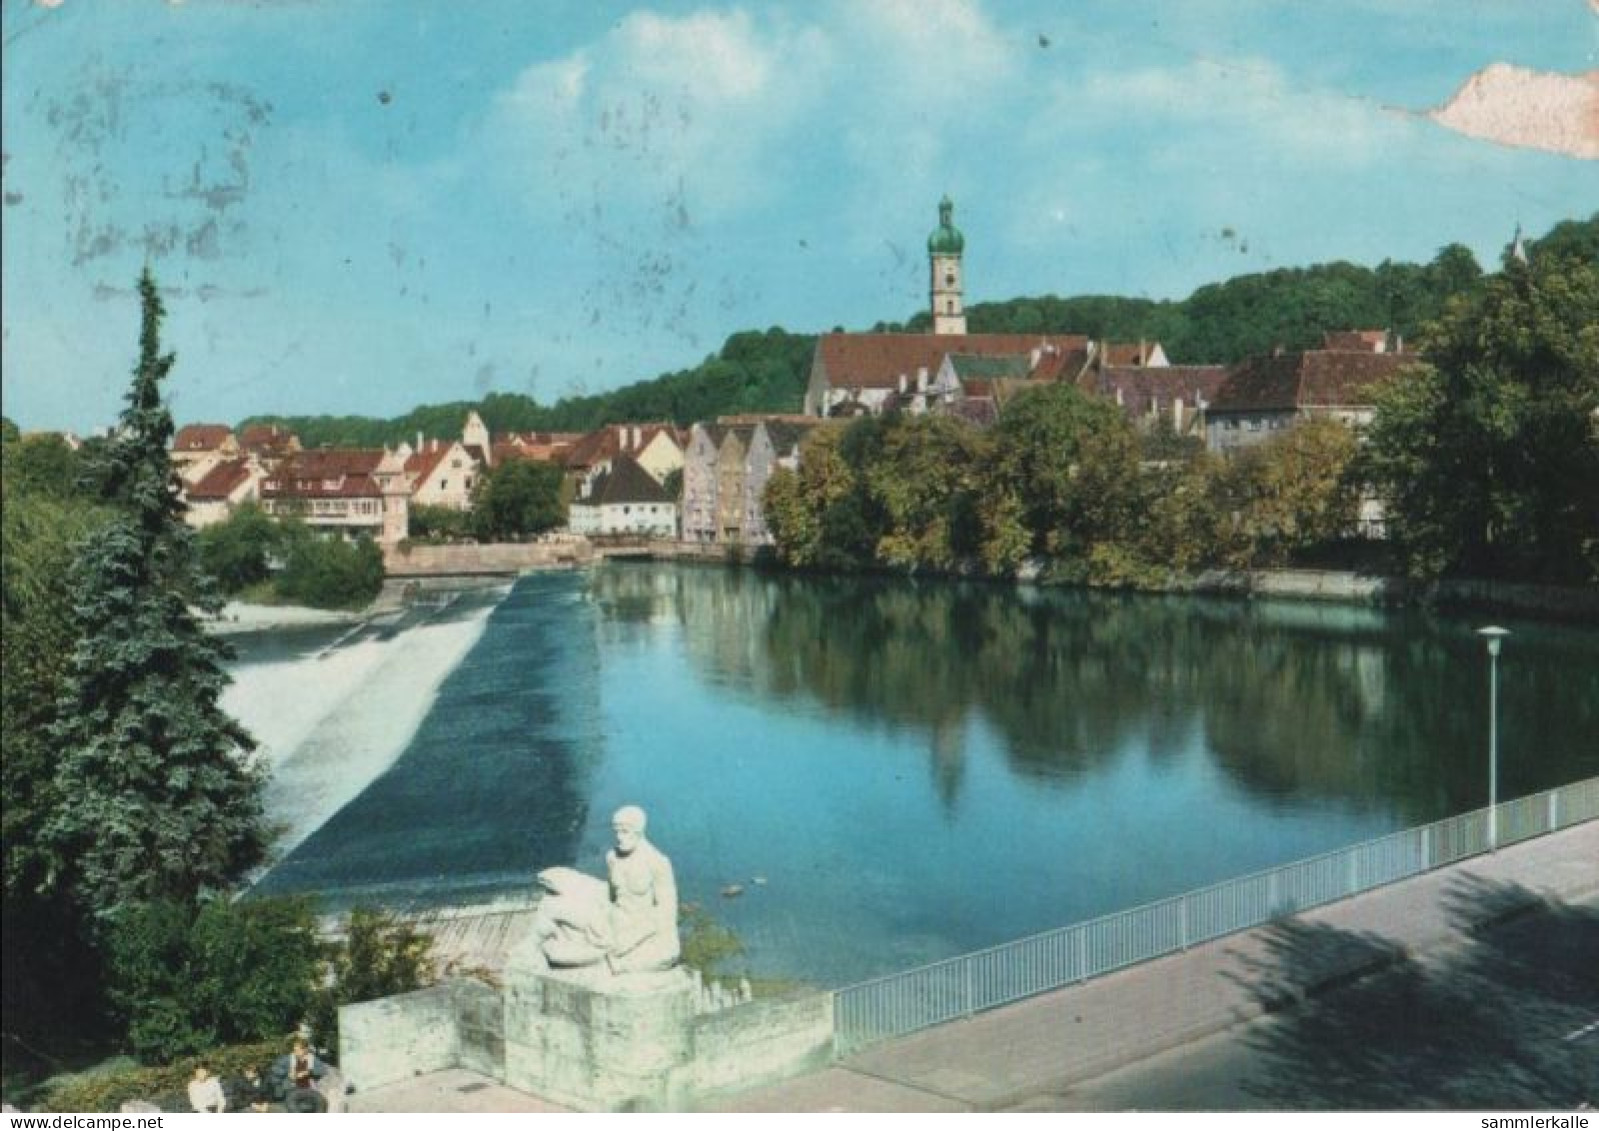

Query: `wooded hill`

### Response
(240, 215, 1596, 449)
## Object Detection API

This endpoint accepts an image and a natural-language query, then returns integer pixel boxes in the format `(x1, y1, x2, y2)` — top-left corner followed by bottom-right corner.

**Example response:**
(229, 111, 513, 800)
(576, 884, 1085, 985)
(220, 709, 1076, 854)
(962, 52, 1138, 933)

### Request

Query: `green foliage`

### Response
(1364, 242, 1599, 583)
(239, 327, 816, 448)
(45, 269, 267, 926)
(307, 908, 435, 1050)
(407, 502, 474, 542)
(196, 504, 281, 594)
(35, 1039, 284, 1113)
(470, 458, 565, 541)
(1212, 419, 1362, 567)
(104, 898, 321, 1064)
(274, 529, 385, 609)
(987, 383, 1138, 561)
(2, 433, 90, 500)
(1, 461, 116, 1060)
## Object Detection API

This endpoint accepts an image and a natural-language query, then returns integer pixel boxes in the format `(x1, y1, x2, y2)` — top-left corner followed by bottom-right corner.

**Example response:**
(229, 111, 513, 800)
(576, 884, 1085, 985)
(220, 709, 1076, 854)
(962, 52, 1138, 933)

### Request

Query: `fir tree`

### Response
(45, 269, 267, 920)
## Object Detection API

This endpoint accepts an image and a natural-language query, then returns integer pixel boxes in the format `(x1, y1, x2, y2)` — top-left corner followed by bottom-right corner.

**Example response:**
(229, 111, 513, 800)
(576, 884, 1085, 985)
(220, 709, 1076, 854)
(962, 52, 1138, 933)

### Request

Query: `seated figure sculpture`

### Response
(524, 805, 681, 978)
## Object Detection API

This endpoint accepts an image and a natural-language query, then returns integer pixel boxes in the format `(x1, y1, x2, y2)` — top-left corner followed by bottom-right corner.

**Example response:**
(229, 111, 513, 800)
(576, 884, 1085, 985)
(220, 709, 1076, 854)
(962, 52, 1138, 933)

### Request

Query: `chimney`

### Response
(416, 431, 423, 451)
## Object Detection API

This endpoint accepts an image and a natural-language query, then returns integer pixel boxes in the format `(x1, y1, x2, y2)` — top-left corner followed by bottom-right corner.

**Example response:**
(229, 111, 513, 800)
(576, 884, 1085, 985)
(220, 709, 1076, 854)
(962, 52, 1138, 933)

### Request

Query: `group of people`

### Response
(187, 1039, 336, 1114)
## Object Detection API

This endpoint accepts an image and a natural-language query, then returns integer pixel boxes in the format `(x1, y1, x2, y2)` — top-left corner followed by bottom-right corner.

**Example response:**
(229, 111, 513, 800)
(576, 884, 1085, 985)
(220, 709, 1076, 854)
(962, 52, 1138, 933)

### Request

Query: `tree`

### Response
(986, 383, 1139, 563)
(104, 897, 321, 1063)
(866, 415, 990, 570)
(1, 488, 114, 1053)
(274, 526, 385, 609)
(1364, 247, 1599, 583)
(1224, 418, 1361, 567)
(470, 458, 565, 540)
(197, 503, 281, 593)
(43, 269, 268, 923)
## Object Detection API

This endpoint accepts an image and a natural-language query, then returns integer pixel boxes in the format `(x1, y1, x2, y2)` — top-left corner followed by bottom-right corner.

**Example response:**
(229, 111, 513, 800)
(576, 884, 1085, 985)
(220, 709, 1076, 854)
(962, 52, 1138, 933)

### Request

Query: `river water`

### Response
(240, 564, 1599, 987)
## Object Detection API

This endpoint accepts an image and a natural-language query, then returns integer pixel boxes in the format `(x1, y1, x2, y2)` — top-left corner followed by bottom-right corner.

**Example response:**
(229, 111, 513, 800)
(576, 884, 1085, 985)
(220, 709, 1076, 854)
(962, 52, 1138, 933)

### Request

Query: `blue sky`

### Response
(3, 0, 1596, 433)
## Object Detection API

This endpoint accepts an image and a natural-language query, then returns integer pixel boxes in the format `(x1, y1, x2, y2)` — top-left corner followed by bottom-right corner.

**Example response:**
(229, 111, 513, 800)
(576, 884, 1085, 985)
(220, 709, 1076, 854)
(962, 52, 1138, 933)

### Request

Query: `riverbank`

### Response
(220, 583, 510, 866)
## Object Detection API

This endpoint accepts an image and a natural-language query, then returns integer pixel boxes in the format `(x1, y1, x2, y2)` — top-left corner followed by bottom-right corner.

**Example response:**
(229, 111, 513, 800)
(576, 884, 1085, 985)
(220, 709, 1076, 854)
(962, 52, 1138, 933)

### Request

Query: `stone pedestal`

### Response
(502, 965, 696, 1111)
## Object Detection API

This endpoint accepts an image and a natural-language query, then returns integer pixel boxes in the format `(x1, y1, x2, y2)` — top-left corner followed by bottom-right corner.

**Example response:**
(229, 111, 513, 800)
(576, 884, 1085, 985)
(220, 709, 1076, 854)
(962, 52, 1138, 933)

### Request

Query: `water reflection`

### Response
(589, 565, 1599, 823)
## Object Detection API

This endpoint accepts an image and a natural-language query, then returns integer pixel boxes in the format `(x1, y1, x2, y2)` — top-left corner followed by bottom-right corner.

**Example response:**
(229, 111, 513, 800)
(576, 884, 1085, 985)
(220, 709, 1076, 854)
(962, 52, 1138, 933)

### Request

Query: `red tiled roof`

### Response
(1028, 347, 1090, 383)
(238, 424, 299, 453)
(261, 449, 387, 499)
(1087, 365, 1229, 412)
(187, 458, 255, 500)
(563, 423, 679, 470)
(1211, 351, 1416, 412)
(174, 423, 233, 452)
(404, 444, 453, 485)
(815, 333, 1090, 391)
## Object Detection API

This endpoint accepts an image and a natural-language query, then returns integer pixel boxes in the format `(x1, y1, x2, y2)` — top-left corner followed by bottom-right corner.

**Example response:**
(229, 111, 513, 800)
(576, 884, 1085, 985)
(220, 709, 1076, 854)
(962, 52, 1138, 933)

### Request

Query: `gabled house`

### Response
(404, 438, 480, 510)
(682, 416, 819, 545)
(802, 332, 1091, 418)
(568, 453, 677, 538)
(237, 424, 302, 460)
(260, 448, 410, 543)
(1083, 365, 1229, 436)
(1206, 347, 1417, 454)
(172, 423, 240, 484)
(182, 456, 265, 528)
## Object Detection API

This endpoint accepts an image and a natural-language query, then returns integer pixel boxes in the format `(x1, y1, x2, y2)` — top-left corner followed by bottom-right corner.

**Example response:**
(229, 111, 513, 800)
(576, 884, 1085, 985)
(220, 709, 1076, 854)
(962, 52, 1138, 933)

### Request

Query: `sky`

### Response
(2, 0, 1596, 434)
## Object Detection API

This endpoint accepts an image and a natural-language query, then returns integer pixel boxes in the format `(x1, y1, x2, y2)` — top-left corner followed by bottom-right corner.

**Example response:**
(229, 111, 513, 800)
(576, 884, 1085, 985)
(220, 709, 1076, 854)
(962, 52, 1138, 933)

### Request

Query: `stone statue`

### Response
(522, 805, 681, 978)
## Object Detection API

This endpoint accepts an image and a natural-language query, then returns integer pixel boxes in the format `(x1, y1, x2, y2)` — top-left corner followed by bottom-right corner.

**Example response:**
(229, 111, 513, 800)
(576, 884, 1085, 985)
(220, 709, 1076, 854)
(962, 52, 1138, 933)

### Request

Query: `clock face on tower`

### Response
(945, 271, 957, 287)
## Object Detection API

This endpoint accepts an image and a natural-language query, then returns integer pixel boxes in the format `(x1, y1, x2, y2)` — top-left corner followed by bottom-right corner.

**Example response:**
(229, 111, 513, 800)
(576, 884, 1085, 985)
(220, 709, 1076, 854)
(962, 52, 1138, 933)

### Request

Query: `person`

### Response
(525, 805, 680, 976)
(187, 1064, 227, 1113)
(272, 1039, 328, 1114)
(225, 1065, 271, 1113)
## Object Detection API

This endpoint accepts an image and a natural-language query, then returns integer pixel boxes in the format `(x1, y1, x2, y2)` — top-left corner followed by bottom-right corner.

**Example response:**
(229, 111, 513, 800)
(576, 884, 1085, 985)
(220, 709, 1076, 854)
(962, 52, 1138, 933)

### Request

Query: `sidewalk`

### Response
(349, 820, 1599, 1113)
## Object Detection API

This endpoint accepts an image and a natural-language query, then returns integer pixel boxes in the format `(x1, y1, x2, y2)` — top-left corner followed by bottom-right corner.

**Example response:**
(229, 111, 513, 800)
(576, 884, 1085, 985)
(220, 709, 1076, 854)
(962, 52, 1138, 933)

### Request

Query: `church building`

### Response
(802, 197, 1087, 418)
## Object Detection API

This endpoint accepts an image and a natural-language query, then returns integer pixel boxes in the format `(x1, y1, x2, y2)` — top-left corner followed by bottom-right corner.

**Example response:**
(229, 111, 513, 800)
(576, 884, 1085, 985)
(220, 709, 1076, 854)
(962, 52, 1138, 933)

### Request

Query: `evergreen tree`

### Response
(44, 270, 267, 921)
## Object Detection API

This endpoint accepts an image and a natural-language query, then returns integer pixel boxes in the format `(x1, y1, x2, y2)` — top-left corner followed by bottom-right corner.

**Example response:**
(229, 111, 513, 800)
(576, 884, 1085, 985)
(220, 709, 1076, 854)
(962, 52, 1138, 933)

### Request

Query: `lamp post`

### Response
(1477, 626, 1510, 852)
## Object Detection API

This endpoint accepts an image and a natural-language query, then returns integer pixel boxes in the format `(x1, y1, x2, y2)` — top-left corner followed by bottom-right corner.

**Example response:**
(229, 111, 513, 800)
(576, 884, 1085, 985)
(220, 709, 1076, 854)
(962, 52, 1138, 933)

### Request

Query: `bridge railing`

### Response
(832, 775, 1599, 1053)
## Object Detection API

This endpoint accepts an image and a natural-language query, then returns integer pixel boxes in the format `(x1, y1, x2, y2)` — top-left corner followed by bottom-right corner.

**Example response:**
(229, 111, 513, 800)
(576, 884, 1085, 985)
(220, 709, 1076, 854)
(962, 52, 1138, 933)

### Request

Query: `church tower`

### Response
(928, 195, 967, 335)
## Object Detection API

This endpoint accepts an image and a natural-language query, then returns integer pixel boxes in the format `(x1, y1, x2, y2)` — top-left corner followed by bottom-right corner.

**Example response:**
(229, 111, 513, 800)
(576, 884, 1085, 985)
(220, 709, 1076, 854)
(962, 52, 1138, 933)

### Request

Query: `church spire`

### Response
(928, 196, 967, 335)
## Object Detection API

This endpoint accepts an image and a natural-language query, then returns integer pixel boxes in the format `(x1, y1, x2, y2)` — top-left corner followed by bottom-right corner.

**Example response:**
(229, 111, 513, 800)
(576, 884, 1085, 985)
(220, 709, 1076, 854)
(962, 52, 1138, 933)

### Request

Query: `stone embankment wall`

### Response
(384, 538, 595, 576)
(340, 972, 834, 1111)
(341, 981, 504, 1091)
(1193, 569, 1599, 622)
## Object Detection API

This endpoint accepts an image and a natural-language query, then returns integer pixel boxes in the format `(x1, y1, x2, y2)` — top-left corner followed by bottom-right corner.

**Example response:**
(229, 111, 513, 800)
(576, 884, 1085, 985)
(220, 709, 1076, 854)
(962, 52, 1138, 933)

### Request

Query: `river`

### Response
(236, 564, 1599, 988)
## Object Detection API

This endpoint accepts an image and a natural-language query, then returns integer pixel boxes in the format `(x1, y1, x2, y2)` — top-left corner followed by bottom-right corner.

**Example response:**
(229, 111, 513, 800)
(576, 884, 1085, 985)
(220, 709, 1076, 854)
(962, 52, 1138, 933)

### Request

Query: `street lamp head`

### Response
(1477, 625, 1510, 658)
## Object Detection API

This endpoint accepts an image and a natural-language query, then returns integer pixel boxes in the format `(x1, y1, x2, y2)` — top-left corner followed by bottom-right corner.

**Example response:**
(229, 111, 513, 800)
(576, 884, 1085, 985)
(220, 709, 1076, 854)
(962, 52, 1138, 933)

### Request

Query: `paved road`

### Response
(1048, 897, 1599, 1111)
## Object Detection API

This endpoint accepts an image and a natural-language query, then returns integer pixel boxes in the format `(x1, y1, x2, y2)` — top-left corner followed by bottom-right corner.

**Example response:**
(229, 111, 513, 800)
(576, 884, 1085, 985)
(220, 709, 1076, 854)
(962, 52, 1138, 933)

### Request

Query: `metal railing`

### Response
(833, 775, 1599, 1052)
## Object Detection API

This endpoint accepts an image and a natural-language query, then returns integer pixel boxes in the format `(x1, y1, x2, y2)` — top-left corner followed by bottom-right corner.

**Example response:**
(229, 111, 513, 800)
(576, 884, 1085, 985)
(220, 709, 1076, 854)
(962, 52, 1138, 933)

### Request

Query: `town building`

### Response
(682, 416, 818, 545)
(567, 452, 677, 538)
(172, 423, 240, 485)
(259, 448, 410, 544)
(182, 456, 265, 528)
(401, 437, 480, 510)
(1205, 337, 1416, 455)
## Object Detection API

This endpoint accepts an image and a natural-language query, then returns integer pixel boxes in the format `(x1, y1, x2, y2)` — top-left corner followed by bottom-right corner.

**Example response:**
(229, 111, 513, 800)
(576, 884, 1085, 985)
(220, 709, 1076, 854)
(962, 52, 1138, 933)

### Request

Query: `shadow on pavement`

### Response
(1231, 878, 1598, 1109)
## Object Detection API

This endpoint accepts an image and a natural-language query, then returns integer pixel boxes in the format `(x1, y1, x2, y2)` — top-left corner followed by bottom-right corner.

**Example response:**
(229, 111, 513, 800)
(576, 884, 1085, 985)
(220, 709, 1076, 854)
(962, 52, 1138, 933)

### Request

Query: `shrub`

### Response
(408, 504, 473, 543)
(274, 531, 384, 609)
(307, 908, 435, 1051)
(36, 1039, 283, 1113)
(104, 898, 322, 1064)
(196, 504, 281, 594)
